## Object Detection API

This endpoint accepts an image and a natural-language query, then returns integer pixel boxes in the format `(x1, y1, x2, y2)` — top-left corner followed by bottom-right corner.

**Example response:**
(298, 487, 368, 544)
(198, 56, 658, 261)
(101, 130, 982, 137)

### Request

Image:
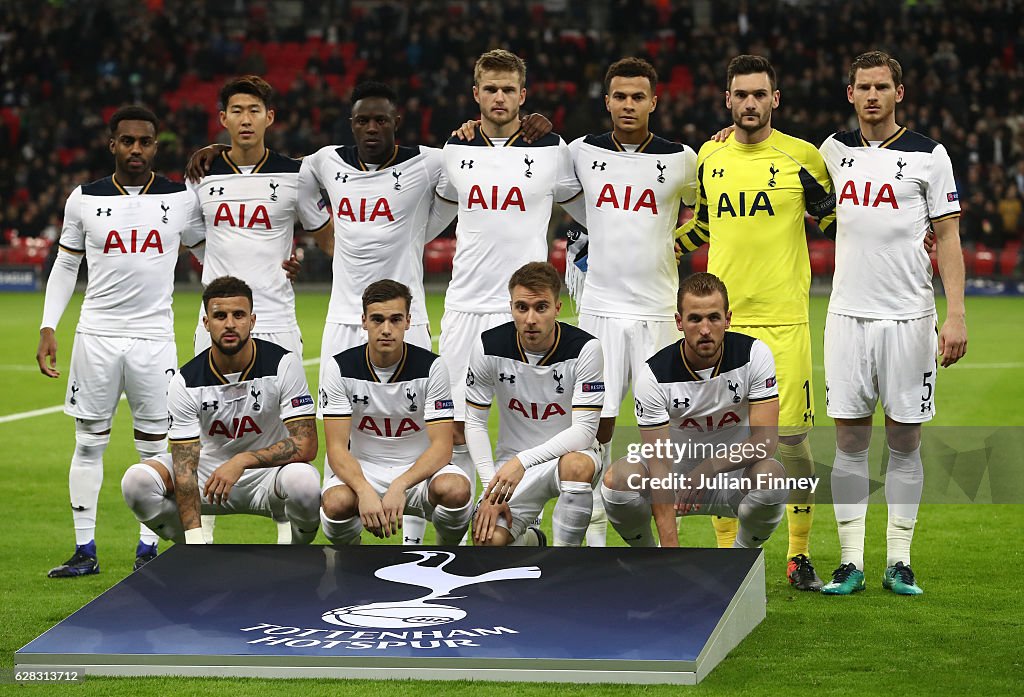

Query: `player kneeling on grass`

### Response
(603, 273, 791, 548)
(319, 280, 472, 545)
(469, 262, 605, 547)
(121, 276, 321, 545)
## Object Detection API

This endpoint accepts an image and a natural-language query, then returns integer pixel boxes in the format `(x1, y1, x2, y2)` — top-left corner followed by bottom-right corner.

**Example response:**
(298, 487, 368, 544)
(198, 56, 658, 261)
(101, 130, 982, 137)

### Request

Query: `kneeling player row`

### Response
(119, 267, 791, 551)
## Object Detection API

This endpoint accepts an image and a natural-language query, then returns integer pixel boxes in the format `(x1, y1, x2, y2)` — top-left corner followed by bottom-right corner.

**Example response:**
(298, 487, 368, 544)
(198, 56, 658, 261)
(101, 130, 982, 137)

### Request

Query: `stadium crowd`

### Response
(2, 0, 1023, 254)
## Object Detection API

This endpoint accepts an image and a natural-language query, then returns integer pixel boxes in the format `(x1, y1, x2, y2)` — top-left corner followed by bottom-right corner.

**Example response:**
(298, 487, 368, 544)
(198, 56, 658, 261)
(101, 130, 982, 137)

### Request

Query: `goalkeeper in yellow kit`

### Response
(676, 55, 836, 590)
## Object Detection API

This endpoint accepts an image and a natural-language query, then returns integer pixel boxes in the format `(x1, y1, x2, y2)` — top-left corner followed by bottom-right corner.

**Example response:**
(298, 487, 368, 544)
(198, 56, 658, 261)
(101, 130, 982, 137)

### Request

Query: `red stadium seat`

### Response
(549, 238, 567, 275)
(807, 239, 835, 277)
(423, 238, 456, 274)
(690, 247, 709, 273)
(1000, 241, 1021, 276)
(974, 248, 996, 276)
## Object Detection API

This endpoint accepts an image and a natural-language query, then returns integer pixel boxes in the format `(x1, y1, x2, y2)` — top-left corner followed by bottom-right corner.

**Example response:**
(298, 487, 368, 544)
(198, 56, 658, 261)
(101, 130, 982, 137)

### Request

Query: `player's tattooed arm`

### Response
(252, 416, 319, 468)
(172, 440, 203, 535)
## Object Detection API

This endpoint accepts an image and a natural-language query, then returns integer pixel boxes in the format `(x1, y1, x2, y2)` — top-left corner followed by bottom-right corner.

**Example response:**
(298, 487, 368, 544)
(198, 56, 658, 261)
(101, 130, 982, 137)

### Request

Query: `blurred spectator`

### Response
(2, 0, 1023, 271)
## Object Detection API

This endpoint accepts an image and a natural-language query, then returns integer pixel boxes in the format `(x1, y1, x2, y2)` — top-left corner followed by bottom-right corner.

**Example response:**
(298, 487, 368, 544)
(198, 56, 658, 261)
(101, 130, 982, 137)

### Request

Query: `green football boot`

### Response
(882, 561, 924, 595)
(821, 562, 865, 595)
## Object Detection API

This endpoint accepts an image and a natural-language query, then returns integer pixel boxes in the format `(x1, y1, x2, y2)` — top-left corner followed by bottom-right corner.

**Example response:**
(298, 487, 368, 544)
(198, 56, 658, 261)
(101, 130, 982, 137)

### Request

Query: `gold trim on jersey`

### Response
(58, 243, 85, 255)
(222, 148, 271, 174)
(112, 172, 155, 195)
(572, 405, 603, 411)
(425, 417, 455, 424)
(323, 415, 352, 421)
(748, 395, 780, 404)
(679, 341, 723, 381)
(859, 127, 907, 149)
(168, 436, 200, 444)
(466, 400, 490, 410)
(930, 211, 961, 223)
(611, 132, 654, 153)
(364, 343, 408, 383)
(515, 322, 562, 366)
(479, 128, 524, 147)
(208, 339, 258, 384)
(283, 414, 315, 424)
(359, 145, 399, 171)
(638, 421, 670, 431)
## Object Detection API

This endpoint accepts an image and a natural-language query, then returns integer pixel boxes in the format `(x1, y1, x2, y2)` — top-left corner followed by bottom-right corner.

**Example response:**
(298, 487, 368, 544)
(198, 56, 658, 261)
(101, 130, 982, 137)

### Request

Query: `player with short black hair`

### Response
(564, 56, 699, 546)
(318, 280, 472, 545)
(674, 55, 836, 590)
(819, 50, 967, 596)
(603, 273, 788, 549)
(121, 276, 321, 545)
(466, 262, 605, 547)
(38, 105, 205, 575)
(184, 74, 326, 544)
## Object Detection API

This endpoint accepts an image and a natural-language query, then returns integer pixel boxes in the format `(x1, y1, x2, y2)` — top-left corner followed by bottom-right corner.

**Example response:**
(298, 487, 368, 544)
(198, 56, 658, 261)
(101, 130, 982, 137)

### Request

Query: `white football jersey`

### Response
(298, 145, 452, 326)
(190, 150, 316, 333)
(820, 128, 960, 320)
(634, 332, 777, 449)
(465, 321, 604, 465)
(167, 338, 316, 483)
(321, 343, 454, 469)
(437, 131, 581, 313)
(58, 174, 204, 340)
(569, 133, 697, 320)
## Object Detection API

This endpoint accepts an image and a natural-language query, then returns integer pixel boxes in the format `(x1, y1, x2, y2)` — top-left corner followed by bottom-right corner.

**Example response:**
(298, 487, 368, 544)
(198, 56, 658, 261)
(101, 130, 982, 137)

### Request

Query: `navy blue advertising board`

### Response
(18, 545, 766, 684)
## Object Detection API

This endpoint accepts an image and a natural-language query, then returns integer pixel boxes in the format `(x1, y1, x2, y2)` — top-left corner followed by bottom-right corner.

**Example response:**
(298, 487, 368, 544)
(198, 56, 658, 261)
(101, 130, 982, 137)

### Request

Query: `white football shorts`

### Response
(824, 312, 938, 423)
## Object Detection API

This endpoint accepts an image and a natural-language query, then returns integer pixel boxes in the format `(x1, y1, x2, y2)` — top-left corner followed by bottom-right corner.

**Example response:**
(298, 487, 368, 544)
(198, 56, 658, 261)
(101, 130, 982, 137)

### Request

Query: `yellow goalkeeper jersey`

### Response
(677, 129, 835, 325)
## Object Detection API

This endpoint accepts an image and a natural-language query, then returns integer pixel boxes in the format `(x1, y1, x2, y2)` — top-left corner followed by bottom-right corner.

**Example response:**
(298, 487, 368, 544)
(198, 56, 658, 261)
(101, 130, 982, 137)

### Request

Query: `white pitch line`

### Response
(813, 362, 1023, 371)
(3, 357, 1020, 425)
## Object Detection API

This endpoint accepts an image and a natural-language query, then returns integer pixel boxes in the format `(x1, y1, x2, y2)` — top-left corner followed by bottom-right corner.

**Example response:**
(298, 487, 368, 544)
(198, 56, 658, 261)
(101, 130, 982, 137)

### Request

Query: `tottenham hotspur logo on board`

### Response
(321, 551, 541, 629)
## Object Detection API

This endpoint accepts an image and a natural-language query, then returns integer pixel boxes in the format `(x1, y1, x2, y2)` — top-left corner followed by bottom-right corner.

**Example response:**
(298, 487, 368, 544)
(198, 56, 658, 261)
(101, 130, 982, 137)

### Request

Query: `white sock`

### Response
(133, 438, 167, 546)
(885, 445, 923, 520)
(585, 494, 608, 547)
(276, 463, 321, 544)
(886, 516, 916, 567)
(402, 516, 427, 545)
(884, 445, 923, 567)
(602, 484, 656, 547)
(734, 486, 787, 548)
(320, 510, 362, 545)
(432, 501, 473, 545)
(120, 463, 183, 543)
(553, 480, 593, 547)
(451, 443, 475, 545)
(584, 442, 611, 546)
(69, 431, 110, 546)
(832, 447, 870, 569)
(201, 515, 217, 544)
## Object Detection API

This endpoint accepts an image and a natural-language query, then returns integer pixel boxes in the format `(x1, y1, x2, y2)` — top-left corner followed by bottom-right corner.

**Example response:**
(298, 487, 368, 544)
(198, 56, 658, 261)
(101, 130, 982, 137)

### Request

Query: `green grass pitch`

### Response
(0, 290, 1021, 695)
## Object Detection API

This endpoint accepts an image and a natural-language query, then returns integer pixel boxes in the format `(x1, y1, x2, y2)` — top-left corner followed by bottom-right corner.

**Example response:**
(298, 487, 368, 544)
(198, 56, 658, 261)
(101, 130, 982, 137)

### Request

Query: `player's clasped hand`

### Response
(203, 456, 247, 506)
(378, 485, 406, 538)
(484, 458, 526, 504)
(473, 499, 513, 544)
(675, 461, 715, 515)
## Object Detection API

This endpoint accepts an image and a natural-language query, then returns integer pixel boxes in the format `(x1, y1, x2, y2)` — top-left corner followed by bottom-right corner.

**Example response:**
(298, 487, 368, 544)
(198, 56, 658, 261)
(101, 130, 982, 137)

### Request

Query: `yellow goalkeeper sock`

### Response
(712, 516, 737, 548)
(778, 439, 815, 559)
